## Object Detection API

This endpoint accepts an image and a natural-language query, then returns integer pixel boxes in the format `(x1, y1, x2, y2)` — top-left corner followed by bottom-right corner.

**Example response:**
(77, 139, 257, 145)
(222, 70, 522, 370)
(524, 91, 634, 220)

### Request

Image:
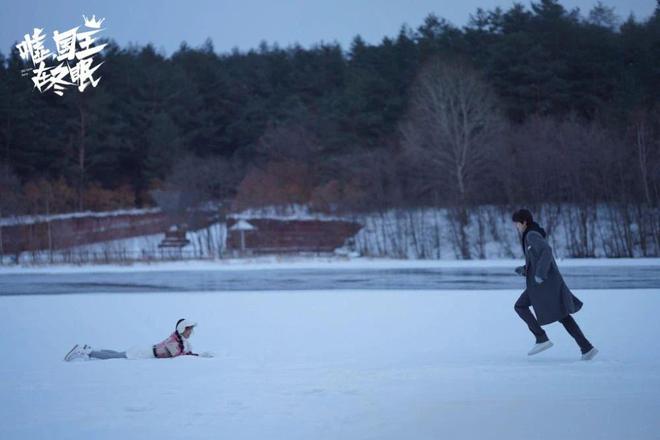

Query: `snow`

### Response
(0, 207, 161, 227)
(3, 222, 228, 265)
(1, 286, 659, 439)
(1, 256, 658, 275)
(4, 203, 657, 264)
(67, 231, 166, 255)
(67, 221, 227, 258)
(231, 203, 346, 221)
(229, 219, 257, 230)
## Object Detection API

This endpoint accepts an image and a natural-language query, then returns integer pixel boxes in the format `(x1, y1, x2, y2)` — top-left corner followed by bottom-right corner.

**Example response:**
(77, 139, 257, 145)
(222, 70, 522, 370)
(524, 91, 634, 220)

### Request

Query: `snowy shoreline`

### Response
(1, 256, 659, 274)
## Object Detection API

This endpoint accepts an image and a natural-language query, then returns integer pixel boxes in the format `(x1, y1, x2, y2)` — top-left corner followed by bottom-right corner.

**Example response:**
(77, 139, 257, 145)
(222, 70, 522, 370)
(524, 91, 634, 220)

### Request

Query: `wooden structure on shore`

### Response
(226, 218, 362, 255)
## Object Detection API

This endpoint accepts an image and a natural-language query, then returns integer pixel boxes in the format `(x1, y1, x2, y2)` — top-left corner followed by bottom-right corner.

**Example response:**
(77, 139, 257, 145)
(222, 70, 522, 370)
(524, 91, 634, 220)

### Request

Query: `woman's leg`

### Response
(89, 349, 127, 360)
(558, 315, 593, 354)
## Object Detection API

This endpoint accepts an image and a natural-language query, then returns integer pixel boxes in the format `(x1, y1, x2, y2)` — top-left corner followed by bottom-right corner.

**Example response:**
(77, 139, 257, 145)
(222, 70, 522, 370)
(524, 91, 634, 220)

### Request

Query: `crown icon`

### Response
(82, 14, 105, 29)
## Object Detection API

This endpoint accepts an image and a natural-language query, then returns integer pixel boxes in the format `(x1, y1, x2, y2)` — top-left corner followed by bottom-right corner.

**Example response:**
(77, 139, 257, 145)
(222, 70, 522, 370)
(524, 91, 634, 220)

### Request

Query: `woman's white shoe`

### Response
(64, 344, 91, 361)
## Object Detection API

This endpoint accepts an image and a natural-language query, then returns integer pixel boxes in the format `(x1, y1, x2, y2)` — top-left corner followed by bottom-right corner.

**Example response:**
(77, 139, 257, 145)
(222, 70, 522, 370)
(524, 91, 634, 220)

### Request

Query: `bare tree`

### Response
(631, 110, 660, 255)
(153, 154, 240, 230)
(399, 56, 502, 258)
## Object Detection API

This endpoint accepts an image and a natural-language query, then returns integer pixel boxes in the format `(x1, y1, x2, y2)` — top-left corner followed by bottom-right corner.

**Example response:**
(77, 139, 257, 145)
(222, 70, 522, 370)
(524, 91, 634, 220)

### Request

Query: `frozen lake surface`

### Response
(1, 288, 659, 439)
(1, 262, 659, 295)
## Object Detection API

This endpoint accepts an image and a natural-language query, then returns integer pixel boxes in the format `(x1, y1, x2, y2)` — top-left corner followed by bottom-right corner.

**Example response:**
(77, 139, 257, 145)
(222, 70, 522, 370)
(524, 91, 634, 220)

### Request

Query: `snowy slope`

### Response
(1, 288, 659, 439)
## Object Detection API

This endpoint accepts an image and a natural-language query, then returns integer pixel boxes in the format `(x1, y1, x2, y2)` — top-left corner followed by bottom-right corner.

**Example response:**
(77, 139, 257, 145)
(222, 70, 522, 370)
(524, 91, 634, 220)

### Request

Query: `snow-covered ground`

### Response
(2, 255, 660, 274)
(0, 207, 161, 227)
(1, 286, 659, 439)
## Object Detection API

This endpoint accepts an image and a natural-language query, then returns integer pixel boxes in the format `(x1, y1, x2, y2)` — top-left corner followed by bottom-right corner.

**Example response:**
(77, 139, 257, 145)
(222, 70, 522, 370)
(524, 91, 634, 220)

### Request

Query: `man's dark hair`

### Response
(512, 208, 533, 225)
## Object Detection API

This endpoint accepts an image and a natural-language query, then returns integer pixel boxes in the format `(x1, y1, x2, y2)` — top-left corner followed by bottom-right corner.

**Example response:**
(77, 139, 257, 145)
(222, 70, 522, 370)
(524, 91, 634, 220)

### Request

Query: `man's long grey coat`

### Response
(523, 230, 583, 325)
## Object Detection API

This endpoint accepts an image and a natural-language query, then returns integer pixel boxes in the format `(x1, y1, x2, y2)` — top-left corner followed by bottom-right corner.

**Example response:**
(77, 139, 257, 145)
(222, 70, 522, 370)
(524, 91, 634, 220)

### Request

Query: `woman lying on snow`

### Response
(64, 318, 213, 361)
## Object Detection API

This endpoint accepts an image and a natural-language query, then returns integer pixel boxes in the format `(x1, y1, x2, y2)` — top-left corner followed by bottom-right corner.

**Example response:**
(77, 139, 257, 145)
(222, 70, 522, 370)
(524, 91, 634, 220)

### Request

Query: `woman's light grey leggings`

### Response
(89, 349, 127, 360)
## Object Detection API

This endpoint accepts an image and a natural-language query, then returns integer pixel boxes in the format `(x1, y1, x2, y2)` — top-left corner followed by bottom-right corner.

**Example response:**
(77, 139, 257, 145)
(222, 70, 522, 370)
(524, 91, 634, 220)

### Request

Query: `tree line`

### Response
(0, 0, 658, 232)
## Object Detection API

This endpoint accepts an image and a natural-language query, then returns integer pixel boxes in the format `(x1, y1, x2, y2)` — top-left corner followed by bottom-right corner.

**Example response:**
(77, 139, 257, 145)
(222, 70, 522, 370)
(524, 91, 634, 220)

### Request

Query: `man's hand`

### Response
(514, 266, 526, 276)
(534, 275, 544, 284)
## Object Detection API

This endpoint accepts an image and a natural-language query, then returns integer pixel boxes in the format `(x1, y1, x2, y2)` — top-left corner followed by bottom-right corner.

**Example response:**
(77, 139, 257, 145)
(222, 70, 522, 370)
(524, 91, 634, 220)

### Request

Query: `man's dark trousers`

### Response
(515, 289, 593, 354)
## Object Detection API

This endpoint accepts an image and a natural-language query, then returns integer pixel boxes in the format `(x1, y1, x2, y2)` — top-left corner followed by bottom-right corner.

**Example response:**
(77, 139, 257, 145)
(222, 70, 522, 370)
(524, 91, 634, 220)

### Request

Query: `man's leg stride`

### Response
(515, 290, 554, 355)
(515, 290, 549, 343)
(558, 315, 595, 356)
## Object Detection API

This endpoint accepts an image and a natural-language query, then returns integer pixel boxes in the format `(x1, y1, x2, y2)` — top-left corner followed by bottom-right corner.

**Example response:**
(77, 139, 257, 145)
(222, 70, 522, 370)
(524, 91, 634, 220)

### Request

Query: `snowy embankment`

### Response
(5, 202, 656, 265)
(226, 203, 660, 258)
(1, 288, 659, 439)
(0, 255, 659, 274)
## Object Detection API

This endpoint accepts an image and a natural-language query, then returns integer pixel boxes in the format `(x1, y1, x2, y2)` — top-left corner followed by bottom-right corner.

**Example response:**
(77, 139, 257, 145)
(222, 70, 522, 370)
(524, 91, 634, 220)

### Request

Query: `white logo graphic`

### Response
(16, 15, 107, 96)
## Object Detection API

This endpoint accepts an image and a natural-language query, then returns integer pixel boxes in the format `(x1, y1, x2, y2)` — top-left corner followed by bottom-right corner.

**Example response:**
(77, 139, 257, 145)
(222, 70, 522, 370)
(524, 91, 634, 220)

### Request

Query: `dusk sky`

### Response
(0, 0, 656, 57)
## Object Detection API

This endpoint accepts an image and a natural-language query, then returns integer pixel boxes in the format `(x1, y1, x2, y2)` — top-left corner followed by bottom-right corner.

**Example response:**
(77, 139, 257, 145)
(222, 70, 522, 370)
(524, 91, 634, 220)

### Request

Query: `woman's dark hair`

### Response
(512, 208, 533, 225)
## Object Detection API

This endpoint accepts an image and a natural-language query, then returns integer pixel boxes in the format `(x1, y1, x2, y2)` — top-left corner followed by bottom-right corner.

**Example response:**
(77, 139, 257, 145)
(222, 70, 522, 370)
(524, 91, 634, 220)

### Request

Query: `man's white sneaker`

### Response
(528, 340, 554, 356)
(581, 347, 599, 361)
(64, 344, 91, 361)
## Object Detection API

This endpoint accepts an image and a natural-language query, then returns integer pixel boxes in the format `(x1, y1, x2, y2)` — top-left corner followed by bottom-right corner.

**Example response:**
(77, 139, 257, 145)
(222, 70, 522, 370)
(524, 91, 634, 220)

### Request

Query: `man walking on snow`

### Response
(512, 208, 598, 360)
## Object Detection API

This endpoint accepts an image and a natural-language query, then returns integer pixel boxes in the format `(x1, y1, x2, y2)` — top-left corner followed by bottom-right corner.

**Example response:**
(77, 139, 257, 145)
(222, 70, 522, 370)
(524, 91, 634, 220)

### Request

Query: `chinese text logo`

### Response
(16, 14, 107, 96)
